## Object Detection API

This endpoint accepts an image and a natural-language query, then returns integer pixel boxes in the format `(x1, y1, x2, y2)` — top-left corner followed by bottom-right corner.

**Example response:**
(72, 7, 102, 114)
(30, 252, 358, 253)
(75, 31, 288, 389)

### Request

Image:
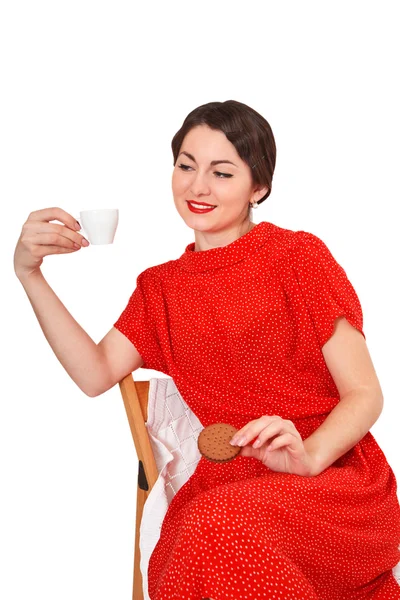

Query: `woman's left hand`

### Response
(230, 415, 318, 477)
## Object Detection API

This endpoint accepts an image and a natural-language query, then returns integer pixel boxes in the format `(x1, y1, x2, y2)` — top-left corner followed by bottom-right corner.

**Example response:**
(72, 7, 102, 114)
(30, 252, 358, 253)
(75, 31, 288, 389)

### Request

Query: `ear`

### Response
(251, 185, 269, 203)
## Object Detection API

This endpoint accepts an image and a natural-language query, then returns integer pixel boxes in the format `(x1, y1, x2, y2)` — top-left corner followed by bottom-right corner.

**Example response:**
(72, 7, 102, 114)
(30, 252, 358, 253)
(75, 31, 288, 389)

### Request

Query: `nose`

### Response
(189, 170, 212, 197)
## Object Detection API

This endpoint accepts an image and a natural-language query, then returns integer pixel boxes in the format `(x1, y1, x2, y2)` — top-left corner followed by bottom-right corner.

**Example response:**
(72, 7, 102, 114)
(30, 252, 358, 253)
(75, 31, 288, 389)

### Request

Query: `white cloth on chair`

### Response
(394, 559, 400, 584)
(139, 377, 203, 600)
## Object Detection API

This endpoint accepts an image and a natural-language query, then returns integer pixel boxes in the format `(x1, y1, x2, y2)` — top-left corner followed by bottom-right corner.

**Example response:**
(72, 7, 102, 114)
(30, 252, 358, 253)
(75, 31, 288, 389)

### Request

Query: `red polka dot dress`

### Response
(114, 221, 400, 599)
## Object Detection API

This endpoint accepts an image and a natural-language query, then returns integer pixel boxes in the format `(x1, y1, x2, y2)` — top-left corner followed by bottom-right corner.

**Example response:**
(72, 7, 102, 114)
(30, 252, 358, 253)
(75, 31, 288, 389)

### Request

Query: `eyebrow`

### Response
(178, 151, 238, 167)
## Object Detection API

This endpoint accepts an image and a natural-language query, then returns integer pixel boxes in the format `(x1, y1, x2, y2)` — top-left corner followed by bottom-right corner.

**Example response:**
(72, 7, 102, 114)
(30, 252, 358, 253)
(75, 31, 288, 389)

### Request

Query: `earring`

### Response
(251, 201, 259, 209)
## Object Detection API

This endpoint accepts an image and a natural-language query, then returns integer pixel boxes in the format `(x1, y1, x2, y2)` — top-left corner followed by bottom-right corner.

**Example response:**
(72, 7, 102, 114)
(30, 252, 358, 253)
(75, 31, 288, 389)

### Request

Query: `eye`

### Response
(178, 163, 192, 171)
(214, 171, 233, 179)
(178, 163, 233, 179)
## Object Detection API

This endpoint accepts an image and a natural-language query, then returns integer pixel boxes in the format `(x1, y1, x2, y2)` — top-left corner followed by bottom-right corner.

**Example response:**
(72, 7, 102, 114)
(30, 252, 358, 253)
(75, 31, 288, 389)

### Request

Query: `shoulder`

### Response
(290, 229, 327, 250)
(286, 229, 334, 265)
(264, 226, 343, 285)
(266, 223, 328, 263)
(137, 259, 179, 285)
(284, 229, 353, 291)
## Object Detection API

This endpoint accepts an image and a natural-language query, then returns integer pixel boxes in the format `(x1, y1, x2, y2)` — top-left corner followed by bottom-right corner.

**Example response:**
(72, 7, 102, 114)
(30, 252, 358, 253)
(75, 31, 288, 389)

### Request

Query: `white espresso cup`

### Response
(79, 209, 119, 245)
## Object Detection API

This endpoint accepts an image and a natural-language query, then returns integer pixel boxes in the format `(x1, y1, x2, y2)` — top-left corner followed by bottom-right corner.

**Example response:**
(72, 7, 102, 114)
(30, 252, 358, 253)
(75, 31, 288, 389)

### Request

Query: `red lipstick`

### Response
(187, 200, 217, 214)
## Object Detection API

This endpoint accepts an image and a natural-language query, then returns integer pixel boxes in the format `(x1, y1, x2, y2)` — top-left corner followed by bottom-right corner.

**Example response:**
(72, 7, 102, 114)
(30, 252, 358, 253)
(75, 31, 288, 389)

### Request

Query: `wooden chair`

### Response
(118, 372, 159, 600)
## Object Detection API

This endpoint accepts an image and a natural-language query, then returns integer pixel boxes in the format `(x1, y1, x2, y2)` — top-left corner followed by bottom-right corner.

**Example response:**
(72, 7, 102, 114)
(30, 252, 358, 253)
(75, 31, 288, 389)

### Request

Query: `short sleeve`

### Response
(113, 269, 168, 373)
(289, 231, 366, 349)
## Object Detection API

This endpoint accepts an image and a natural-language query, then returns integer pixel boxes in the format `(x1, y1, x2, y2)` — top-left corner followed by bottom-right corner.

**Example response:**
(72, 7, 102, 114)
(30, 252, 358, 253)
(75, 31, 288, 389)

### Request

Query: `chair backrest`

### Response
(118, 372, 204, 600)
(118, 372, 156, 600)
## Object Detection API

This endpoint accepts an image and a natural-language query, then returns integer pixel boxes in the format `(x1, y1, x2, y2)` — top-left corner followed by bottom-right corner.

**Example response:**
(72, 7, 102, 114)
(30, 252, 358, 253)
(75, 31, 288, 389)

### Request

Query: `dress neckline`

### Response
(176, 221, 274, 273)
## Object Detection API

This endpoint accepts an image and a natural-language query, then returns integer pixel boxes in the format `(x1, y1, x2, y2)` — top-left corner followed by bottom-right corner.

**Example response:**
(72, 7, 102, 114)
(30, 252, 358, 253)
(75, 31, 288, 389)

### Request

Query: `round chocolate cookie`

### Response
(197, 423, 241, 463)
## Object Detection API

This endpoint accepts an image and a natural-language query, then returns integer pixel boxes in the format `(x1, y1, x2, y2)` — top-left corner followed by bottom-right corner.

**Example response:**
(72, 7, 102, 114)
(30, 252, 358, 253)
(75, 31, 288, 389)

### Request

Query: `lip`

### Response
(186, 200, 217, 214)
(186, 200, 216, 207)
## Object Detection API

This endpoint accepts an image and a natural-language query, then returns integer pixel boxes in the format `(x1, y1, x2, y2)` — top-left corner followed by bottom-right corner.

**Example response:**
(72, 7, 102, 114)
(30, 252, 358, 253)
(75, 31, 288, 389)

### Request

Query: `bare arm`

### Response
(17, 269, 143, 397)
(304, 316, 384, 475)
(96, 326, 144, 395)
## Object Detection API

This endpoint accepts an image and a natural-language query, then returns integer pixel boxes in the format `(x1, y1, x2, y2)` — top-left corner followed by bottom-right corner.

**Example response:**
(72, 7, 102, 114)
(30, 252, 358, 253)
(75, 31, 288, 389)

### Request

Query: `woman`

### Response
(14, 100, 400, 599)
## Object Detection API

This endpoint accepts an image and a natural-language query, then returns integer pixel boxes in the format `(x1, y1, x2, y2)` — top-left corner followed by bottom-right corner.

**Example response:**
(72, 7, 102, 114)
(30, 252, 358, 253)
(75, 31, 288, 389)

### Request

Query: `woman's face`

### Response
(172, 124, 267, 234)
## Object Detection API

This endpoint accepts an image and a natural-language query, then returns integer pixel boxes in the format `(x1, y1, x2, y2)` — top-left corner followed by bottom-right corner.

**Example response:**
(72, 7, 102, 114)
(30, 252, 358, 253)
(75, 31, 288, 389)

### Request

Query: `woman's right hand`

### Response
(14, 207, 90, 279)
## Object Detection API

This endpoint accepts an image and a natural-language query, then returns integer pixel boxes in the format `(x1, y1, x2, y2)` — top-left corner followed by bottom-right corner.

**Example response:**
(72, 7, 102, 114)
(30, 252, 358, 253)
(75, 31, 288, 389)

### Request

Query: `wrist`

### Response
(304, 440, 324, 477)
(16, 268, 43, 286)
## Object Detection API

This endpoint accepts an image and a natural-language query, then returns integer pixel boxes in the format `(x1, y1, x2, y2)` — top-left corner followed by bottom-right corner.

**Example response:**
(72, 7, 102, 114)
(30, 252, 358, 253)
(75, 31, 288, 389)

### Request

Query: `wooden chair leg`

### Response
(133, 460, 147, 600)
(119, 376, 157, 600)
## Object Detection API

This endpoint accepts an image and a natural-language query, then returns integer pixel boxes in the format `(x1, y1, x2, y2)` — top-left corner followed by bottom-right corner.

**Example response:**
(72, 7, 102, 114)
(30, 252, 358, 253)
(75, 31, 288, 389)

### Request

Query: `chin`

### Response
(184, 218, 214, 232)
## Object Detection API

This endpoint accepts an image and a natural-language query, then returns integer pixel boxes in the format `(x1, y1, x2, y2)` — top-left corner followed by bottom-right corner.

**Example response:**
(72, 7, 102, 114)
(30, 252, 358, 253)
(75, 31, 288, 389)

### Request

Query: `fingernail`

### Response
(236, 436, 246, 446)
(75, 221, 81, 230)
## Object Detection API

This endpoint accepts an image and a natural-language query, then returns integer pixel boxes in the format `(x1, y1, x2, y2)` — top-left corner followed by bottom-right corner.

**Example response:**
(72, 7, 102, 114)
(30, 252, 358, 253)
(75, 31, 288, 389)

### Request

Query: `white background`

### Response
(1, 1, 399, 598)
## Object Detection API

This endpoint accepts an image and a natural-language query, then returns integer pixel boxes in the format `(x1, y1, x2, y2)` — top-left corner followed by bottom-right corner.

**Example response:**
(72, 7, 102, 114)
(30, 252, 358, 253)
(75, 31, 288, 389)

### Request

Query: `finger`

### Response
(27, 207, 81, 232)
(267, 432, 299, 452)
(238, 445, 255, 458)
(283, 421, 303, 442)
(231, 416, 281, 446)
(29, 231, 84, 250)
(252, 420, 286, 448)
(30, 223, 88, 247)
(33, 245, 81, 257)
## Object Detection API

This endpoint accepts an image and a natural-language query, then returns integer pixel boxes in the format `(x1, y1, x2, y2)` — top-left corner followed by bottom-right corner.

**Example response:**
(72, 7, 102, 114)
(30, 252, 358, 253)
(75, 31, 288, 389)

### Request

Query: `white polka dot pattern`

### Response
(114, 269, 168, 374)
(288, 230, 366, 350)
(114, 221, 400, 599)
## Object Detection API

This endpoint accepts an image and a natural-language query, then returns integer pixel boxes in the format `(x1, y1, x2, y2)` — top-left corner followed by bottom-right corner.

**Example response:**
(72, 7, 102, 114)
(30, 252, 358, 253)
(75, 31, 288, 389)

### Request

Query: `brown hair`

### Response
(171, 100, 277, 212)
